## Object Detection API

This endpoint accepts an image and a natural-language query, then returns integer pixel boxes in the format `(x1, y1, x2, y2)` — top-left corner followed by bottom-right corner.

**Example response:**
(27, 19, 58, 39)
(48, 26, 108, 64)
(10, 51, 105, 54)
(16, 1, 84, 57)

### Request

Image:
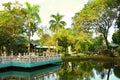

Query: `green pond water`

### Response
(0, 60, 120, 80)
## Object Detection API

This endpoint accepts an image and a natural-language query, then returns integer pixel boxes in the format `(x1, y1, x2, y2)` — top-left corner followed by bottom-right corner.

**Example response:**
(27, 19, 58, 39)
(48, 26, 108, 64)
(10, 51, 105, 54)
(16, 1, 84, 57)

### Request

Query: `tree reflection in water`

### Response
(114, 65, 120, 79)
(58, 61, 120, 80)
(0, 61, 120, 80)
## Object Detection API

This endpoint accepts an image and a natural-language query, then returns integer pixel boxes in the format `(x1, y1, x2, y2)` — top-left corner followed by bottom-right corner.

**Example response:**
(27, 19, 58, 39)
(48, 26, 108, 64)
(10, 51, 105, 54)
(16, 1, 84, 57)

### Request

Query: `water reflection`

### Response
(0, 61, 120, 80)
(0, 65, 61, 80)
(58, 61, 120, 80)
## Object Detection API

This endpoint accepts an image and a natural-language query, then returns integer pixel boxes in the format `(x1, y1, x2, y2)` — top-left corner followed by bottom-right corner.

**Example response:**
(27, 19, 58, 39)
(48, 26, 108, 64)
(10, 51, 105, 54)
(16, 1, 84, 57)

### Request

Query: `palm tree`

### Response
(49, 13, 66, 32)
(22, 2, 41, 54)
(49, 13, 66, 53)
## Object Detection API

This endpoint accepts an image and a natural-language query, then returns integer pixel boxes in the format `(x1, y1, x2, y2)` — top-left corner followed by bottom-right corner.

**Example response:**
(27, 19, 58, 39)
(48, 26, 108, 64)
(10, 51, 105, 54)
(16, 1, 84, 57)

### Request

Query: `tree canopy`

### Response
(72, 0, 120, 55)
(1, 0, 120, 56)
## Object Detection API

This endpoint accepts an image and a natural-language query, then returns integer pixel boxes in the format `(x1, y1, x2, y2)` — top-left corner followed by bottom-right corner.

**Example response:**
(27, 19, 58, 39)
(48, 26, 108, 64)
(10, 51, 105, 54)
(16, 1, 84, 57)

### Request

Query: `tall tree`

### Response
(73, 0, 119, 55)
(22, 2, 41, 54)
(49, 13, 66, 53)
(0, 1, 25, 55)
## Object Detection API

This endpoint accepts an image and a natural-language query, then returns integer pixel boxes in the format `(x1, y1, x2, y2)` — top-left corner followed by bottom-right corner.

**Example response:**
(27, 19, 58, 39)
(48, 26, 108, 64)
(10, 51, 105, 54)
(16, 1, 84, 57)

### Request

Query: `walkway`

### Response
(0, 54, 62, 68)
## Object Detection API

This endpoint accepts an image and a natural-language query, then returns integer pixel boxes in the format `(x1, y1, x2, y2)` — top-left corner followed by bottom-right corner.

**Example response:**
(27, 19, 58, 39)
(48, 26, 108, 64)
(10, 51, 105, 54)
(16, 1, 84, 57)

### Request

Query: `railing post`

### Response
(37, 53, 39, 62)
(11, 51, 13, 62)
(19, 53, 21, 62)
(4, 52, 6, 62)
(43, 53, 45, 61)
(2, 54, 4, 63)
(29, 53, 31, 63)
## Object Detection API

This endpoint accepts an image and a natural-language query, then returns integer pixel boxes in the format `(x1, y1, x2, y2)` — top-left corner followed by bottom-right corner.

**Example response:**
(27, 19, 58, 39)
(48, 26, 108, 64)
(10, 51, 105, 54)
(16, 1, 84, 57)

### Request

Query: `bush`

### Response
(64, 54, 71, 56)
(116, 46, 120, 55)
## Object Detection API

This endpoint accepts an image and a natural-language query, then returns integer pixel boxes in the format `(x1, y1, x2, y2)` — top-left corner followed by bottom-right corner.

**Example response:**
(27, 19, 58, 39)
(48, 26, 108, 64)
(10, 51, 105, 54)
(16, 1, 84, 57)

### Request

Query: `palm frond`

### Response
(25, 2, 31, 11)
(49, 20, 56, 24)
(32, 12, 41, 22)
(60, 21, 66, 26)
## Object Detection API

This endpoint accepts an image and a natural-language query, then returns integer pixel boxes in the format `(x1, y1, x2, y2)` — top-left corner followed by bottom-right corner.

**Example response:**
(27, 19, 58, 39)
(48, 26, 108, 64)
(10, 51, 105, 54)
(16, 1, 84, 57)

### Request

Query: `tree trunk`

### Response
(103, 34, 111, 55)
(28, 32, 30, 55)
(28, 22, 31, 55)
(56, 40, 58, 54)
(104, 36, 109, 50)
(107, 68, 111, 80)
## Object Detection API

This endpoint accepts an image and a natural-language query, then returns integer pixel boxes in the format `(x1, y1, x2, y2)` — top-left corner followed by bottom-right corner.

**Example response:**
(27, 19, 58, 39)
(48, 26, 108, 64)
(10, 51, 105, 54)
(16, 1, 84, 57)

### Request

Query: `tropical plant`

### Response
(49, 13, 66, 32)
(22, 2, 41, 54)
(49, 13, 66, 53)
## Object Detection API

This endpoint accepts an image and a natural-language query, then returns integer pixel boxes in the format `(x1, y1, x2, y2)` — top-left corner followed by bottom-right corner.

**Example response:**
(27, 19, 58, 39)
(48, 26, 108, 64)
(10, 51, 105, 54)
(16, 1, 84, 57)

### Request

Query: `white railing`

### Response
(0, 54, 61, 63)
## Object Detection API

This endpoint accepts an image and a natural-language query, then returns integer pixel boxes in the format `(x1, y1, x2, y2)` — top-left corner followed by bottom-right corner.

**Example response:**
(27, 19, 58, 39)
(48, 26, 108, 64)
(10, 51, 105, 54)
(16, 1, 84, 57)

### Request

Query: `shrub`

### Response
(116, 46, 120, 55)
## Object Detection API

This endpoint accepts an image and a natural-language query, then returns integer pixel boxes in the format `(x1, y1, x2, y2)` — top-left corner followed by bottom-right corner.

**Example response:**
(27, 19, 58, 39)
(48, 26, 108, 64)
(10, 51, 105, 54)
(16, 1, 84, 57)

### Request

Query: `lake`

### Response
(0, 60, 120, 80)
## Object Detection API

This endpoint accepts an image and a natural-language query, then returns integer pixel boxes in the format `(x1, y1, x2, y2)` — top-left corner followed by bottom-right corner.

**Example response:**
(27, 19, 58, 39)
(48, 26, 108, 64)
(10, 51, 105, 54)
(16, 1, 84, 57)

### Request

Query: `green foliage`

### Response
(21, 2, 41, 53)
(0, 2, 24, 39)
(90, 35, 104, 53)
(73, 31, 92, 53)
(114, 66, 120, 78)
(49, 13, 66, 53)
(115, 46, 120, 55)
(112, 31, 120, 45)
(39, 34, 53, 46)
(73, 0, 119, 55)
(1, 0, 119, 56)
(49, 13, 66, 32)
(117, 15, 120, 30)
(53, 28, 74, 53)
(10, 35, 27, 53)
(58, 61, 94, 80)
(0, 1, 41, 54)
(22, 2, 41, 36)
(0, 1, 27, 54)
(37, 28, 44, 38)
